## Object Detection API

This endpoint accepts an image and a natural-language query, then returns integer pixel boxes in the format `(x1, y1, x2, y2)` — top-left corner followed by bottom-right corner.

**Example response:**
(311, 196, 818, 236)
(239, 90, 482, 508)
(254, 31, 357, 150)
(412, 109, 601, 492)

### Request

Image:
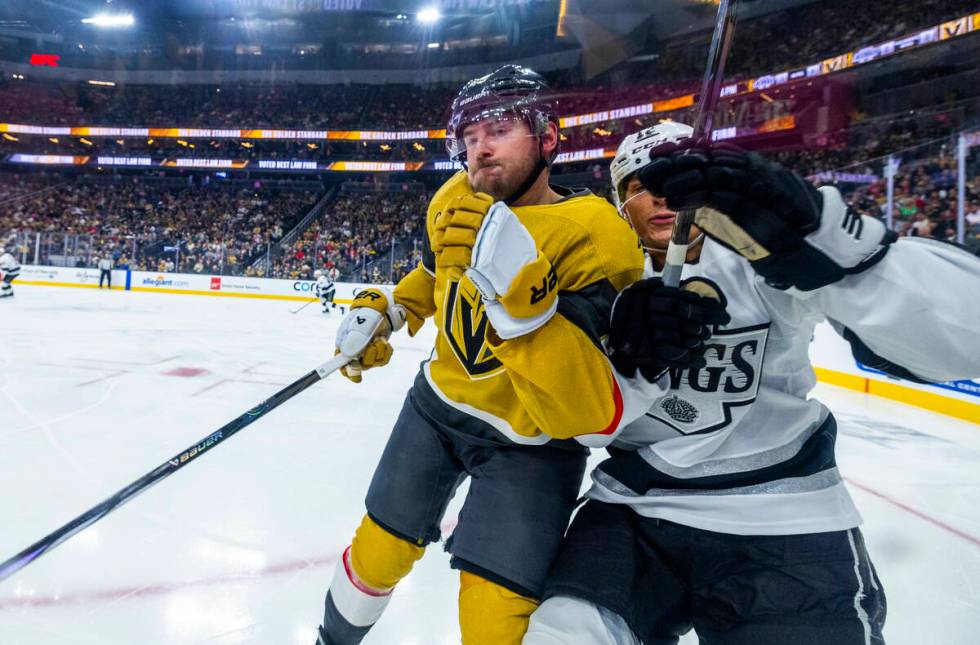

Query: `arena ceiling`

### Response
(0, 0, 809, 77)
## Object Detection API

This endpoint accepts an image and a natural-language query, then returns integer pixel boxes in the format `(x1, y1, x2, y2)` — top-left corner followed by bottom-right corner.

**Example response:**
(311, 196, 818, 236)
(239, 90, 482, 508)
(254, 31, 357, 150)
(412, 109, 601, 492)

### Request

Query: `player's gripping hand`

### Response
(334, 287, 407, 383)
(608, 277, 731, 383)
(639, 141, 895, 291)
(431, 192, 495, 270)
(464, 201, 558, 340)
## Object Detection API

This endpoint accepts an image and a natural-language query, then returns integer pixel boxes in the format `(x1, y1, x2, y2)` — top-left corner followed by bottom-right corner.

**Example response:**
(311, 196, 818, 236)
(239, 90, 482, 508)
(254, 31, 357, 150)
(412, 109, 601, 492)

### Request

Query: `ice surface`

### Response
(1, 285, 977, 644)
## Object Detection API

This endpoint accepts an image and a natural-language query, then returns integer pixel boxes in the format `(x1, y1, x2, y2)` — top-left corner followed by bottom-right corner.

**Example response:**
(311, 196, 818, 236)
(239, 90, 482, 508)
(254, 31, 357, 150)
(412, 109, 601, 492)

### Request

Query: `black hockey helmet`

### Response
(445, 64, 560, 164)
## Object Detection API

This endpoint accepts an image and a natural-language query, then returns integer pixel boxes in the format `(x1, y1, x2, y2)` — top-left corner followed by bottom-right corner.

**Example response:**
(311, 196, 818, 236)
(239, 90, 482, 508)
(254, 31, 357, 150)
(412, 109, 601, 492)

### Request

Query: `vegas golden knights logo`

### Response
(444, 279, 503, 377)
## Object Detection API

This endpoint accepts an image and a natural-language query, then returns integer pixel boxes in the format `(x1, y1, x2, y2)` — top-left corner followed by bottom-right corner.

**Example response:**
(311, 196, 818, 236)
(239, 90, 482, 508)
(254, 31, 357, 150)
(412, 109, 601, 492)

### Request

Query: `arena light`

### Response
(417, 7, 441, 24)
(87, 80, 116, 87)
(81, 14, 134, 28)
(556, 0, 568, 37)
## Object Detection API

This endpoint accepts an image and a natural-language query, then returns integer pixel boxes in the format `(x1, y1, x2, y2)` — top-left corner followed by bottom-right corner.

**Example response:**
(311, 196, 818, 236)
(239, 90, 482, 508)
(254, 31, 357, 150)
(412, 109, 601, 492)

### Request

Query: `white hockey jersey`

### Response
(315, 274, 334, 298)
(0, 252, 20, 275)
(588, 234, 980, 535)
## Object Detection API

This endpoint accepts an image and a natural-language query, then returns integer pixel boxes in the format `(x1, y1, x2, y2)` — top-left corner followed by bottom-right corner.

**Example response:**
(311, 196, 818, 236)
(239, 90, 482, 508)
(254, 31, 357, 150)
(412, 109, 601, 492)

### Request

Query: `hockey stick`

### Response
(290, 298, 317, 314)
(661, 0, 740, 287)
(0, 353, 351, 583)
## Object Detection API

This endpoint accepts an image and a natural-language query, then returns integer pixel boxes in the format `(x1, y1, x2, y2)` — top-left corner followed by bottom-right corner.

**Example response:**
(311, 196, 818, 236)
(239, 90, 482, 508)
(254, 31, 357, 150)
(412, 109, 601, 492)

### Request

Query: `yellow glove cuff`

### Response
(497, 252, 558, 319)
(351, 288, 390, 315)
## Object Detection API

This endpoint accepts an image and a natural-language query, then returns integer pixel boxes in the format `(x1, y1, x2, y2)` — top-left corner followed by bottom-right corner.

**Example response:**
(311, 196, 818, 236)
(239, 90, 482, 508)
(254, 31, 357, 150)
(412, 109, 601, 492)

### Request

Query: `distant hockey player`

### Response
(314, 269, 343, 314)
(97, 254, 114, 289)
(315, 67, 721, 645)
(524, 123, 980, 644)
(0, 248, 20, 299)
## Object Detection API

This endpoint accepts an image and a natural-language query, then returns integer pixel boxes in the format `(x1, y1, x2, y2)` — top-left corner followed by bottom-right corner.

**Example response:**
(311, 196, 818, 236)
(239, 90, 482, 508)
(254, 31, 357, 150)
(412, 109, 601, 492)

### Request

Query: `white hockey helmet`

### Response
(610, 121, 694, 215)
(313, 269, 323, 278)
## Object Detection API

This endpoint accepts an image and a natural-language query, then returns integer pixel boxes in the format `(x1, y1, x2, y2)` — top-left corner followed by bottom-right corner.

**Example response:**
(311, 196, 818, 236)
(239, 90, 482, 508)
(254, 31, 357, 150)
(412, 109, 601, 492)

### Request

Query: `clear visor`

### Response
(447, 107, 520, 160)
(446, 101, 545, 161)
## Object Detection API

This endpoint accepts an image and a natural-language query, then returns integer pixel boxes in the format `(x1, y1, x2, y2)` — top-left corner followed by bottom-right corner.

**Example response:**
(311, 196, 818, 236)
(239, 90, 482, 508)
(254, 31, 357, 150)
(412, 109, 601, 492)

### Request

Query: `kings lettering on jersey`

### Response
(645, 323, 770, 435)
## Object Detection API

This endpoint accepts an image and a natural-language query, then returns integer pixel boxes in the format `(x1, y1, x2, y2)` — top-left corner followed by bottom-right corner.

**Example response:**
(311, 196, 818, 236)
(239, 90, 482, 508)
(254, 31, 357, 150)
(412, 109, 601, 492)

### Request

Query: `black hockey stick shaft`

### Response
(662, 0, 740, 287)
(291, 298, 316, 314)
(0, 353, 350, 583)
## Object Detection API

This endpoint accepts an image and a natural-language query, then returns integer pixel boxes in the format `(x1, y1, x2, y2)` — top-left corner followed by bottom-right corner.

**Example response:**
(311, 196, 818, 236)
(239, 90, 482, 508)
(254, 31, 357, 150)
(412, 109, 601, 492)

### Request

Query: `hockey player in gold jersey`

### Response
(314, 65, 651, 644)
(320, 65, 730, 644)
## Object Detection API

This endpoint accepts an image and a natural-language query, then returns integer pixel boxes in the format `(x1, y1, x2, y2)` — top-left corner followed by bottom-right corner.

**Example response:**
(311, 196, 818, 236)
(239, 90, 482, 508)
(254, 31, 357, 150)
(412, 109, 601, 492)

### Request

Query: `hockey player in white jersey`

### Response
(524, 123, 980, 645)
(0, 248, 21, 299)
(314, 269, 343, 314)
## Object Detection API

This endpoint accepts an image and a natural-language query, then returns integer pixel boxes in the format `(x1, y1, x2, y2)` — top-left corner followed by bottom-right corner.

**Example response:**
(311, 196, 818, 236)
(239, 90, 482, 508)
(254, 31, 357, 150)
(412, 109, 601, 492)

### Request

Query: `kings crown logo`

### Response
(660, 395, 699, 423)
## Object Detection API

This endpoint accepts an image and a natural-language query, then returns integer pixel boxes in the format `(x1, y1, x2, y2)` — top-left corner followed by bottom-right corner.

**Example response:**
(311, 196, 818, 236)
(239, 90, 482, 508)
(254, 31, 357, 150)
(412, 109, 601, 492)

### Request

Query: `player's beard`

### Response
(469, 152, 539, 202)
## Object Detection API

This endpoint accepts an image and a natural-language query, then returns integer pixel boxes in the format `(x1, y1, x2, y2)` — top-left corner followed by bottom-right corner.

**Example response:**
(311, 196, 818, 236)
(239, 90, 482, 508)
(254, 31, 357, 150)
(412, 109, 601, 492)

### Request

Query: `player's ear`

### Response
(541, 121, 559, 158)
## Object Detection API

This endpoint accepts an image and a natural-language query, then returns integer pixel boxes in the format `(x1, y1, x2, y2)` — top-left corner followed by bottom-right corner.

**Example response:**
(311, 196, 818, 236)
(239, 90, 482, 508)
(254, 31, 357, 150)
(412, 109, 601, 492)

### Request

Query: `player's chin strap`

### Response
(618, 193, 706, 258)
(503, 151, 548, 206)
(647, 232, 705, 258)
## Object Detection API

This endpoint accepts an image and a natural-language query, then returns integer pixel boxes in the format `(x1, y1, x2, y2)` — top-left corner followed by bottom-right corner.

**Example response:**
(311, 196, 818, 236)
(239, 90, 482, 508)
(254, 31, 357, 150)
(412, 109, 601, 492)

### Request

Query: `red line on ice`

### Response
(846, 477, 980, 548)
(161, 367, 210, 378)
(0, 521, 458, 610)
(77, 369, 127, 387)
(0, 553, 339, 610)
(36, 363, 130, 387)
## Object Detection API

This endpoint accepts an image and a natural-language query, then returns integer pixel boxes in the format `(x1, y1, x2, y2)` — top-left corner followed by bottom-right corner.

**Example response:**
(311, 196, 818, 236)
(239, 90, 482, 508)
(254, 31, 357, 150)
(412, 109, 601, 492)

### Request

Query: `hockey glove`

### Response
(608, 277, 731, 383)
(431, 192, 495, 271)
(464, 201, 558, 340)
(335, 287, 407, 383)
(639, 142, 895, 291)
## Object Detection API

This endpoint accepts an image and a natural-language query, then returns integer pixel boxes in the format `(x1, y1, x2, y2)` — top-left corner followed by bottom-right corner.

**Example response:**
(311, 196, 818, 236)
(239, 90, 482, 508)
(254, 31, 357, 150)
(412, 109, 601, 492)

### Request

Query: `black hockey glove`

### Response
(639, 141, 896, 291)
(609, 277, 731, 383)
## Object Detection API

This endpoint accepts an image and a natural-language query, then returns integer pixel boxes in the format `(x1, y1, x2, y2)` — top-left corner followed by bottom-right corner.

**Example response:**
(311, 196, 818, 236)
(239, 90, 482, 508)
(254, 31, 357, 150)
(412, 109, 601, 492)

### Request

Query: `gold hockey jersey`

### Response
(393, 171, 643, 445)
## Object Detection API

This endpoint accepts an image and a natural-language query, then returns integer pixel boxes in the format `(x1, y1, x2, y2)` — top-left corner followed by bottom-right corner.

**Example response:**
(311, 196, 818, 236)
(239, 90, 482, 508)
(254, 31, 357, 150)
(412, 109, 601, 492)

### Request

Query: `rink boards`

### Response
(14, 263, 371, 304)
(14, 263, 980, 424)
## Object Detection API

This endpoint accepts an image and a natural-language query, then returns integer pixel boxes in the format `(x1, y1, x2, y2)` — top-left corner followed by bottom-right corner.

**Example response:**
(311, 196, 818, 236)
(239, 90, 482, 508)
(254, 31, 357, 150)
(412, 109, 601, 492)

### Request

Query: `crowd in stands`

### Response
(724, 0, 976, 80)
(0, 0, 973, 136)
(607, 0, 976, 87)
(1, 0, 978, 284)
(2, 130, 977, 293)
(266, 188, 429, 281)
(0, 174, 319, 274)
(770, 106, 975, 177)
(3, 115, 977, 290)
(834, 147, 980, 253)
(0, 0, 972, 186)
